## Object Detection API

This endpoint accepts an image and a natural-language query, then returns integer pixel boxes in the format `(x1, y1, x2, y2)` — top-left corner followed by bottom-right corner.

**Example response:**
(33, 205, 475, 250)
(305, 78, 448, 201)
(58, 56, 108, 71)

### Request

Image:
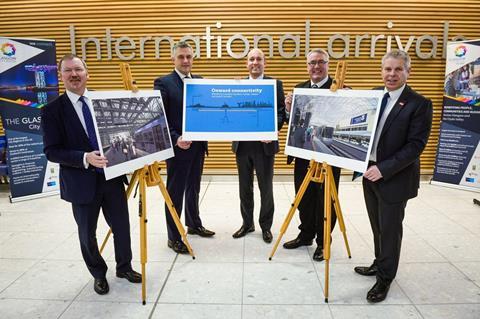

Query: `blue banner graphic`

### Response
(0, 37, 59, 201)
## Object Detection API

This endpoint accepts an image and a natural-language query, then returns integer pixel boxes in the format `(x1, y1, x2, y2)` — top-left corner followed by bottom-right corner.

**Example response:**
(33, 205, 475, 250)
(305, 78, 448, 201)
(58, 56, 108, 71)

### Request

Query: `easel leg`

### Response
(157, 177, 195, 259)
(323, 164, 332, 303)
(269, 161, 318, 260)
(328, 169, 351, 258)
(138, 171, 148, 305)
(100, 170, 140, 254)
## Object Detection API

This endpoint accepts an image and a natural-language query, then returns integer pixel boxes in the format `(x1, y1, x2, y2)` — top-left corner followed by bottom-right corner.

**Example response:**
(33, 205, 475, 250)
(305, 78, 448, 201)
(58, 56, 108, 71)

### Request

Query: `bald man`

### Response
(231, 48, 286, 243)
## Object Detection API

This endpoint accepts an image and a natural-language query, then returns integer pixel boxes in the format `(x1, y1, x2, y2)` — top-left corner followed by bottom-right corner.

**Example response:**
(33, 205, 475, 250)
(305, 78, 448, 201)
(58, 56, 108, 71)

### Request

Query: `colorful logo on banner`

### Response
(454, 45, 467, 58)
(1, 42, 16, 57)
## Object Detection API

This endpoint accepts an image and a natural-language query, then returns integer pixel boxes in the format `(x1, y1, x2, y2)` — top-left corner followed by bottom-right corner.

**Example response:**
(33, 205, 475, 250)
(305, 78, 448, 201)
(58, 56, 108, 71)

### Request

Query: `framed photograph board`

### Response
(90, 90, 174, 180)
(182, 79, 277, 141)
(285, 88, 383, 172)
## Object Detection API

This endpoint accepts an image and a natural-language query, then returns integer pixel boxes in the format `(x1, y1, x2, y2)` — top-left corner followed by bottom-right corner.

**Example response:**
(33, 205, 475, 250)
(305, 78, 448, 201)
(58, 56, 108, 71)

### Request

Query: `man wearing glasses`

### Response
(42, 54, 141, 295)
(283, 49, 341, 262)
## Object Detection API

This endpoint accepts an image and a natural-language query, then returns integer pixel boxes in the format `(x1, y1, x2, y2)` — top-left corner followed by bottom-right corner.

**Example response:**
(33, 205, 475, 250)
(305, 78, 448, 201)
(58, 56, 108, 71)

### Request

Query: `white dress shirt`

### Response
(369, 84, 406, 161)
(65, 89, 95, 168)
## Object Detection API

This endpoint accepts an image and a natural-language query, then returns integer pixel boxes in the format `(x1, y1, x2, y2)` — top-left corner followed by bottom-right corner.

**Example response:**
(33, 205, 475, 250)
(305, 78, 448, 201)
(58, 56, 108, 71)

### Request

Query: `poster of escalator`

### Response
(285, 88, 383, 172)
(89, 90, 174, 180)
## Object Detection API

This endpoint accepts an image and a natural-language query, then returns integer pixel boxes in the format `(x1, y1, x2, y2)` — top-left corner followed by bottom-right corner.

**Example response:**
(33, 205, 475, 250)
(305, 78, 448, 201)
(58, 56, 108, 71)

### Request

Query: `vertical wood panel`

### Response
(1, 0, 479, 173)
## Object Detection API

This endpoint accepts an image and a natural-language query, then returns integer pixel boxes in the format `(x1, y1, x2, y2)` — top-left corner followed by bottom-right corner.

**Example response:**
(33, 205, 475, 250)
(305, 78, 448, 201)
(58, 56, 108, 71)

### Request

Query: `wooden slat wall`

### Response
(2, 0, 479, 174)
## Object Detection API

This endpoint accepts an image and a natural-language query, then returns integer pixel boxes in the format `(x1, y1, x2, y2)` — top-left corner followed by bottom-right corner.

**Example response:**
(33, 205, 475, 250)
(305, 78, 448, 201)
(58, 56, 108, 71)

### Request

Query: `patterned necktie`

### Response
(311, 84, 319, 88)
(79, 96, 99, 150)
(377, 92, 390, 127)
(79, 96, 104, 173)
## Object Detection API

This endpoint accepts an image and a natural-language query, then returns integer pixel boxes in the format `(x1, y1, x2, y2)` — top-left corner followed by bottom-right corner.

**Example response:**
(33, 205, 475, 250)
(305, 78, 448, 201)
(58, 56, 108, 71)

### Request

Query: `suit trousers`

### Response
(363, 177, 407, 283)
(165, 143, 204, 241)
(294, 158, 340, 246)
(72, 174, 132, 279)
(235, 141, 275, 231)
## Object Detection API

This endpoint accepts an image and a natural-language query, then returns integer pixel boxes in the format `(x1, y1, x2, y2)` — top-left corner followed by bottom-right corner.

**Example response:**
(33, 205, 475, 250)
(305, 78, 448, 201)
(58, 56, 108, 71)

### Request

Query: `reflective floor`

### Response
(1, 176, 479, 318)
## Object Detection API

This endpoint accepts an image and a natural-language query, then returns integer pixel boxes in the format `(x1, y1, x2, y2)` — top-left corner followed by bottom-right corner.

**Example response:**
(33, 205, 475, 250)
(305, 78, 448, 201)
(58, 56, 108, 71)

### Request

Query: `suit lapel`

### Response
(172, 71, 184, 92)
(61, 93, 90, 145)
(380, 85, 411, 140)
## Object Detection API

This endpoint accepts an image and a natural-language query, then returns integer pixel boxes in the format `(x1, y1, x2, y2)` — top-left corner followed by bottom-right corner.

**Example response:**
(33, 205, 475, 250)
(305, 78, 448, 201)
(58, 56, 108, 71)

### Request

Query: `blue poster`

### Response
(183, 79, 277, 141)
(432, 39, 480, 192)
(0, 37, 59, 201)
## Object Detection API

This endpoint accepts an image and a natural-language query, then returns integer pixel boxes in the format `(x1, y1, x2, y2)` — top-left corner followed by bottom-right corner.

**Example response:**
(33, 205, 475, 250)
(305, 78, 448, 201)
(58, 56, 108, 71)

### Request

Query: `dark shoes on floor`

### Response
(312, 246, 324, 261)
(262, 230, 273, 243)
(354, 263, 378, 276)
(283, 237, 313, 249)
(116, 269, 142, 283)
(232, 225, 255, 238)
(187, 226, 215, 237)
(94, 278, 109, 295)
(367, 280, 390, 303)
(168, 240, 189, 254)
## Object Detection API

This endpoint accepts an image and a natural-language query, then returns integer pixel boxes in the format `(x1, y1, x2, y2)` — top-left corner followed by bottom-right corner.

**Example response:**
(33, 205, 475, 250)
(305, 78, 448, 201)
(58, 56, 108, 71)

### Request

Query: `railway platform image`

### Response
(285, 88, 383, 172)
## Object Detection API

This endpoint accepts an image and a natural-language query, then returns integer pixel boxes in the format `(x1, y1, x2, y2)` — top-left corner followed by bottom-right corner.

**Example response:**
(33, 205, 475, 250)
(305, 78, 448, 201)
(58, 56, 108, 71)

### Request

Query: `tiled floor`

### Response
(1, 177, 480, 318)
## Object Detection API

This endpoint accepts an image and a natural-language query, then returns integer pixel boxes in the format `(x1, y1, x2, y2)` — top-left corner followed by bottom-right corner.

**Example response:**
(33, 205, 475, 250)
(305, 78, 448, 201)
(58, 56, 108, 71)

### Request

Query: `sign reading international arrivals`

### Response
(432, 39, 480, 192)
(0, 36, 59, 202)
(285, 88, 383, 172)
(182, 79, 278, 141)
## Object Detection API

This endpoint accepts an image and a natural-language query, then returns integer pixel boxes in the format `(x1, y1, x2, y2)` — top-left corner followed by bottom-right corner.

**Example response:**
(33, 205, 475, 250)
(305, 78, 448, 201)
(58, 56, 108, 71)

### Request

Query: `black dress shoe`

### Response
(312, 246, 324, 261)
(354, 263, 378, 276)
(94, 278, 109, 295)
(232, 225, 255, 238)
(168, 240, 189, 254)
(187, 226, 215, 237)
(262, 230, 273, 243)
(283, 237, 313, 249)
(116, 269, 142, 283)
(367, 280, 390, 303)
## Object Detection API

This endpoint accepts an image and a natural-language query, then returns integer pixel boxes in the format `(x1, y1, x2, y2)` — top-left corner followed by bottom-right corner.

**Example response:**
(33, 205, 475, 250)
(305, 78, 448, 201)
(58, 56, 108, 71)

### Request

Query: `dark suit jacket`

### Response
(41, 93, 98, 204)
(373, 85, 433, 203)
(153, 71, 208, 160)
(287, 77, 333, 164)
(231, 76, 286, 156)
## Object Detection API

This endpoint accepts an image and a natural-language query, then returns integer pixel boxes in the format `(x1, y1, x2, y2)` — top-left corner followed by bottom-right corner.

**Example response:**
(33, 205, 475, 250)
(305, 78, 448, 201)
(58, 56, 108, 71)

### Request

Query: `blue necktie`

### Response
(79, 96, 99, 150)
(79, 96, 103, 173)
(377, 92, 390, 127)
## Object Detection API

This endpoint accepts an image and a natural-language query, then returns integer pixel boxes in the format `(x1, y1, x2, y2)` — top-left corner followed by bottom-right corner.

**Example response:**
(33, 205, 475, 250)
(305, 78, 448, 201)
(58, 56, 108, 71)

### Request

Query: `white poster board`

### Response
(183, 79, 278, 141)
(90, 90, 174, 180)
(285, 88, 383, 172)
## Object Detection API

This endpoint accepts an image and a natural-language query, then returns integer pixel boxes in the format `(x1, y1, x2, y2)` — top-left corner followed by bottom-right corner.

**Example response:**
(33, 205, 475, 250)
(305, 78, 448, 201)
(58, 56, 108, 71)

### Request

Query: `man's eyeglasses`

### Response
(307, 60, 328, 66)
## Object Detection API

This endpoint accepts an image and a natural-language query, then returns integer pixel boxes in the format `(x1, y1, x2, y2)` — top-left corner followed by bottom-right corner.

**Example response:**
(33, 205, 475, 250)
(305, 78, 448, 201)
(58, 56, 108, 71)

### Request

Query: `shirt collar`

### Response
(249, 74, 264, 80)
(384, 84, 406, 101)
(66, 88, 89, 105)
(175, 68, 191, 79)
(311, 76, 329, 88)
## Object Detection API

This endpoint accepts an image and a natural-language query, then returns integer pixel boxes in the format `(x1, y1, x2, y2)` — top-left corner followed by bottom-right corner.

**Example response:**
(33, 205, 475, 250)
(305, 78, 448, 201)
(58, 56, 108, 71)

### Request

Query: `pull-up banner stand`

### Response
(0, 37, 59, 202)
(432, 39, 480, 192)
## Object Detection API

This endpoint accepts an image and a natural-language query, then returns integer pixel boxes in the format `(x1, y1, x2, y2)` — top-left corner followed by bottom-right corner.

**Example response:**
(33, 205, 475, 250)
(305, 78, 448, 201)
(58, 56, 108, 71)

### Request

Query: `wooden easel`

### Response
(99, 63, 195, 305)
(269, 61, 351, 303)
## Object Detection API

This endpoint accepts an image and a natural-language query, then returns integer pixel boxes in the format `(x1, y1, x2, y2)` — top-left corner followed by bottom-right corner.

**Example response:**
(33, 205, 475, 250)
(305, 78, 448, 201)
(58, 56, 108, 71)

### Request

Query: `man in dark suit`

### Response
(153, 41, 215, 254)
(354, 50, 433, 303)
(283, 49, 341, 262)
(42, 54, 141, 295)
(231, 48, 286, 243)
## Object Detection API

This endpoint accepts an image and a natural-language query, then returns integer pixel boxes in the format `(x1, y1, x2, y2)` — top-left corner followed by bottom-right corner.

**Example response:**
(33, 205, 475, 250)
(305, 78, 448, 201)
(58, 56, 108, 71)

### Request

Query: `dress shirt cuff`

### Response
(83, 153, 89, 169)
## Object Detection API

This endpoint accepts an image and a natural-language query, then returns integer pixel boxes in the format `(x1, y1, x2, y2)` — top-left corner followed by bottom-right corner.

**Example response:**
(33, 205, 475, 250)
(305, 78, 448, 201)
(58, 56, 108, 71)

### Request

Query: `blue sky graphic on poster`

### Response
(185, 83, 275, 132)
